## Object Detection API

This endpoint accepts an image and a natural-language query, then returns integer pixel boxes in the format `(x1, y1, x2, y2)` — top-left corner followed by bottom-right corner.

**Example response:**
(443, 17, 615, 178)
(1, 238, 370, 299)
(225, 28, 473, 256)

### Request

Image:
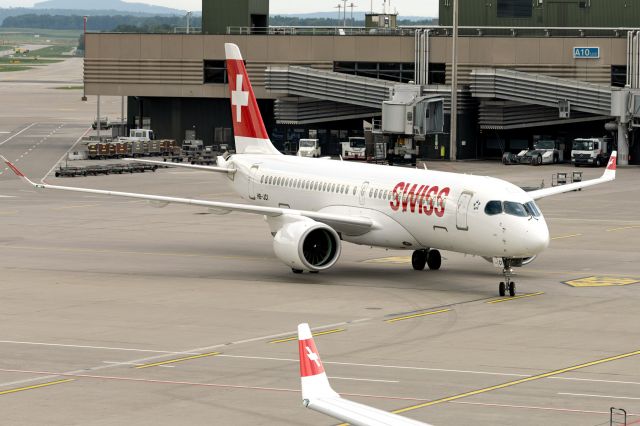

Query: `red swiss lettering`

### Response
(390, 182, 405, 211)
(435, 187, 450, 217)
(423, 186, 439, 216)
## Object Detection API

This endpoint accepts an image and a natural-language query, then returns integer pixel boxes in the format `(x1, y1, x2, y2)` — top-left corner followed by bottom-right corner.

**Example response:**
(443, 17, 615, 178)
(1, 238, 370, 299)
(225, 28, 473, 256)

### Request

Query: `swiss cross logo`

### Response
(607, 156, 616, 170)
(299, 338, 324, 377)
(306, 346, 321, 367)
(231, 74, 249, 123)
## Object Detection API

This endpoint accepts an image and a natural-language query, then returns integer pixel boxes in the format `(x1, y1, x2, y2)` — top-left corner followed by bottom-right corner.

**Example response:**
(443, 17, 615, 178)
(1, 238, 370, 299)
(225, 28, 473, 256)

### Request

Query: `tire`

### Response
(292, 268, 304, 274)
(535, 155, 542, 166)
(595, 157, 602, 167)
(426, 250, 442, 270)
(508, 282, 516, 297)
(553, 155, 559, 164)
(411, 250, 427, 271)
(499, 282, 506, 297)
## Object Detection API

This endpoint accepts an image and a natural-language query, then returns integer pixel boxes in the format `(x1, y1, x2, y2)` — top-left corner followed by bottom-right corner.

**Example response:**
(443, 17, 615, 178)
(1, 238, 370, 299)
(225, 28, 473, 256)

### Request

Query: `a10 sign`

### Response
(573, 47, 600, 59)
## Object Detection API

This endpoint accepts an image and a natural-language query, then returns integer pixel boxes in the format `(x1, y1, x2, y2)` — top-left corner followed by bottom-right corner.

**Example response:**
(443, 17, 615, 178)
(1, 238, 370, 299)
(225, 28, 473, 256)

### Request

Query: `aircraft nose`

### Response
(528, 221, 550, 253)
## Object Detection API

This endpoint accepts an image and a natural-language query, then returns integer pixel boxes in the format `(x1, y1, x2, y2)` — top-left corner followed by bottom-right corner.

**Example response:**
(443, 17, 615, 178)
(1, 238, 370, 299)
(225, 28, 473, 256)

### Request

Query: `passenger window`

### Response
(331, 183, 335, 192)
(484, 201, 502, 215)
(353, 187, 357, 195)
(374, 189, 379, 198)
(260, 176, 264, 184)
(504, 201, 528, 217)
(369, 188, 373, 198)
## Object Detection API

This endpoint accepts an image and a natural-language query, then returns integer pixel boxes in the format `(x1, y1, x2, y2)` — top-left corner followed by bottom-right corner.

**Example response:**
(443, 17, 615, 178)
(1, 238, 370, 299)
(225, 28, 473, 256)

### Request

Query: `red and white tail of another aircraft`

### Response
(0, 42, 617, 296)
(298, 323, 431, 426)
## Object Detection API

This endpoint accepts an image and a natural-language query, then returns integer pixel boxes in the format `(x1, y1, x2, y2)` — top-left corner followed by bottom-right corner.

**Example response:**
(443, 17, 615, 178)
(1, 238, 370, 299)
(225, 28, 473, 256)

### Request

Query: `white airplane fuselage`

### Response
(224, 154, 550, 259)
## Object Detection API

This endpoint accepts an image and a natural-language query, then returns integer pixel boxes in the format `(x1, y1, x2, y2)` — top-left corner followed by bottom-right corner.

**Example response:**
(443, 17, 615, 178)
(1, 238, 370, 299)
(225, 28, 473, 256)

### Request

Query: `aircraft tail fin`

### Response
(224, 43, 280, 155)
(298, 323, 339, 403)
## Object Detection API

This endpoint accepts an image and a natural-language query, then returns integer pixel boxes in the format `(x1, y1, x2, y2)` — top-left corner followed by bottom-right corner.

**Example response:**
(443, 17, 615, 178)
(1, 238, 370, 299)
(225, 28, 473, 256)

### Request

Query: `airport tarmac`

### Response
(1, 61, 640, 426)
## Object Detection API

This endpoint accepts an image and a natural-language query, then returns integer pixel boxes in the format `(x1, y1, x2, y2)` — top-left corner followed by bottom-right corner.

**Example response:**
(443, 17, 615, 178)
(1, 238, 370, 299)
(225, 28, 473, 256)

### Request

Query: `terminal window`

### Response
(204, 60, 227, 84)
(334, 62, 415, 83)
(611, 65, 627, 88)
(497, 0, 532, 18)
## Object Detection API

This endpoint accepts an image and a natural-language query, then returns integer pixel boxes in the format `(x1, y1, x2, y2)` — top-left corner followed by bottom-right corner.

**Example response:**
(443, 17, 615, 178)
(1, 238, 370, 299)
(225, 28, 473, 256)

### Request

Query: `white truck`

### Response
(341, 137, 366, 160)
(118, 128, 155, 143)
(297, 139, 321, 158)
(571, 138, 610, 167)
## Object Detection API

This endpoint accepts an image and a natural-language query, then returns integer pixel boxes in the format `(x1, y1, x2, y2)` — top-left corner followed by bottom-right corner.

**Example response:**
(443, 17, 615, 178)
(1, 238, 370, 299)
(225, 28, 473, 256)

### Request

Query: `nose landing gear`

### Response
(498, 259, 516, 297)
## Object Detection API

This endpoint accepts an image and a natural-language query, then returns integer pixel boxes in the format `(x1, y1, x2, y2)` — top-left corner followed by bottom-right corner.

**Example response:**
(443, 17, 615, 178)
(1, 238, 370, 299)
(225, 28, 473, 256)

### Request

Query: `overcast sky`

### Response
(0, 0, 439, 16)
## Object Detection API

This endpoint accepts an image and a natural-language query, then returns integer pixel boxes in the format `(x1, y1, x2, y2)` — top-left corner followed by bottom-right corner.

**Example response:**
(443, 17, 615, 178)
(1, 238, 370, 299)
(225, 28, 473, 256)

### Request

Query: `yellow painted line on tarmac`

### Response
(269, 328, 346, 344)
(551, 233, 583, 240)
(607, 225, 640, 232)
(385, 309, 451, 323)
(0, 378, 74, 396)
(487, 292, 545, 304)
(362, 256, 411, 264)
(391, 348, 640, 415)
(135, 351, 220, 369)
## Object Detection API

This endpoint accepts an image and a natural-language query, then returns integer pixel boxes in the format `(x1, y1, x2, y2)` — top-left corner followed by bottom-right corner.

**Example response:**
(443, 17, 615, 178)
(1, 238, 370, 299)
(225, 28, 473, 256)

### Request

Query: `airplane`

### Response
(297, 322, 431, 426)
(1, 43, 617, 297)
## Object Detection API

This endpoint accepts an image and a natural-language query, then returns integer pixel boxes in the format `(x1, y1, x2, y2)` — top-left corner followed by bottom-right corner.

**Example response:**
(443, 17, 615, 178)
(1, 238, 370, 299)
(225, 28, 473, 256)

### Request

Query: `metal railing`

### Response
(228, 25, 639, 38)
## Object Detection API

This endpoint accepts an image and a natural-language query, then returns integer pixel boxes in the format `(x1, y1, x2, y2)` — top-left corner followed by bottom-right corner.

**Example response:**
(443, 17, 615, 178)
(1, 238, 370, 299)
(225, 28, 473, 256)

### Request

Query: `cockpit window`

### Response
(484, 201, 503, 215)
(503, 201, 528, 217)
(524, 201, 541, 217)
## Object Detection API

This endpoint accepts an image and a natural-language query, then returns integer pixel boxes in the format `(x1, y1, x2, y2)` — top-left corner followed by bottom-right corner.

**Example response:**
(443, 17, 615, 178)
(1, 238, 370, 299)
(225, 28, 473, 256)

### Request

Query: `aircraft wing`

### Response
(298, 323, 431, 426)
(123, 158, 236, 174)
(1, 156, 374, 236)
(528, 151, 617, 200)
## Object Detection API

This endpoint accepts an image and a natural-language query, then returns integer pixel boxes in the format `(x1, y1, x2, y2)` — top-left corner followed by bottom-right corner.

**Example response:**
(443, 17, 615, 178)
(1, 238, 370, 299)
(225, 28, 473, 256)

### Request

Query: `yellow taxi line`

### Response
(385, 309, 451, 323)
(0, 378, 74, 396)
(486, 292, 545, 304)
(607, 225, 640, 232)
(135, 351, 220, 369)
(391, 348, 640, 415)
(269, 328, 346, 344)
(551, 233, 583, 240)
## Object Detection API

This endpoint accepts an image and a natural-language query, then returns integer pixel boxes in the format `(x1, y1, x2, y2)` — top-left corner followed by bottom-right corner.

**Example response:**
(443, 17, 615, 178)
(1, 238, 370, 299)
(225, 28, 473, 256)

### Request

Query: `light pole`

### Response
(450, 0, 459, 161)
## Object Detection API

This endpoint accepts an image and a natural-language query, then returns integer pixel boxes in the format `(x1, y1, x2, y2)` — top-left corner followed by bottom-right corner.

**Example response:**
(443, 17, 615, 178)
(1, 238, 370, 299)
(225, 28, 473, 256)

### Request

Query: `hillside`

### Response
(33, 0, 185, 15)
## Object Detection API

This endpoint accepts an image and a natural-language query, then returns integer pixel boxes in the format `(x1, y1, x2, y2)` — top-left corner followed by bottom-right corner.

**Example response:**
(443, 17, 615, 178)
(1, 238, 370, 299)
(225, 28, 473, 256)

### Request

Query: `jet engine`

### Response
(273, 219, 341, 272)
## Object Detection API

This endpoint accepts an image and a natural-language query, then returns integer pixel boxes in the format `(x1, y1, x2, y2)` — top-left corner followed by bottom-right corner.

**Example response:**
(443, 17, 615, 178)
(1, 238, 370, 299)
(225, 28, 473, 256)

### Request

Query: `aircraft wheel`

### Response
(411, 250, 427, 271)
(509, 282, 516, 297)
(499, 282, 506, 297)
(309, 271, 319, 274)
(292, 268, 304, 274)
(426, 250, 441, 270)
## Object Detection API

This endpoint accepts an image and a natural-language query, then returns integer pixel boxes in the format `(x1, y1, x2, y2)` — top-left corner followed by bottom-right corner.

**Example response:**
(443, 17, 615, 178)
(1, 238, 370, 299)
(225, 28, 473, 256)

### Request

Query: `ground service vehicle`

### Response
(297, 139, 321, 158)
(387, 137, 418, 166)
(571, 138, 610, 167)
(92, 117, 111, 130)
(503, 140, 561, 165)
(341, 137, 366, 160)
(4, 43, 618, 298)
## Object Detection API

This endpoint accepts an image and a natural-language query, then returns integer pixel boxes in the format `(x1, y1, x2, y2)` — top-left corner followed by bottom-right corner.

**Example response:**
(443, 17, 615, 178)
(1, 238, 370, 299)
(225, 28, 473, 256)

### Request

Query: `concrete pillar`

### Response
(618, 120, 629, 165)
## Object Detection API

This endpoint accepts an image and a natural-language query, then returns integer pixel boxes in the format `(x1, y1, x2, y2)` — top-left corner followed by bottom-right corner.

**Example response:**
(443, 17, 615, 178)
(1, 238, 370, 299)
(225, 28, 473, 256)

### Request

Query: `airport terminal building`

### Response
(84, 0, 640, 163)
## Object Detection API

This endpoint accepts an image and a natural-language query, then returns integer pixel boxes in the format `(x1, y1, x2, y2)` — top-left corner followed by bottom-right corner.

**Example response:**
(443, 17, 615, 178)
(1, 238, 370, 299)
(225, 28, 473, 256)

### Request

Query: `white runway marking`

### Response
(0, 195, 16, 198)
(328, 376, 399, 383)
(0, 319, 371, 389)
(0, 340, 200, 355)
(42, 127, 91, 181)
(0, 123, 37, 146)
(559, 392, 640, 401)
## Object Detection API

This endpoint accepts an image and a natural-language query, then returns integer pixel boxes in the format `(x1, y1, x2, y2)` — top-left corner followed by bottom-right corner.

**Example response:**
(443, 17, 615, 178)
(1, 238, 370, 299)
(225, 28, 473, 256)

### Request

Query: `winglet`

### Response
(298, 323, 339, 403)
(0, 155, 40, 187)
(603, 151, 617, 180)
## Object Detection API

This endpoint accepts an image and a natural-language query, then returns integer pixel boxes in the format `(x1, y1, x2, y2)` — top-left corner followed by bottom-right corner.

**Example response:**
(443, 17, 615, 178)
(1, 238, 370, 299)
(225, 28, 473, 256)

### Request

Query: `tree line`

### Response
(2, 13, 435, 32)
(2, 14, 200, 32)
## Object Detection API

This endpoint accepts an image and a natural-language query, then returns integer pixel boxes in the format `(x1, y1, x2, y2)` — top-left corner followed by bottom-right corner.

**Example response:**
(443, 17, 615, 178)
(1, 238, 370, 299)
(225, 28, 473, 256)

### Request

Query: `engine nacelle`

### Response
(273, 219, 341, 272)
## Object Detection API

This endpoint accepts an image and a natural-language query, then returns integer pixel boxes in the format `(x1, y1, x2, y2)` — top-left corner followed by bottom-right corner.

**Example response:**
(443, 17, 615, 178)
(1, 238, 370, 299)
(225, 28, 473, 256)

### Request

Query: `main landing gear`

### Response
(412, 249, 441, 271)
(499, 259, 516, 297)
